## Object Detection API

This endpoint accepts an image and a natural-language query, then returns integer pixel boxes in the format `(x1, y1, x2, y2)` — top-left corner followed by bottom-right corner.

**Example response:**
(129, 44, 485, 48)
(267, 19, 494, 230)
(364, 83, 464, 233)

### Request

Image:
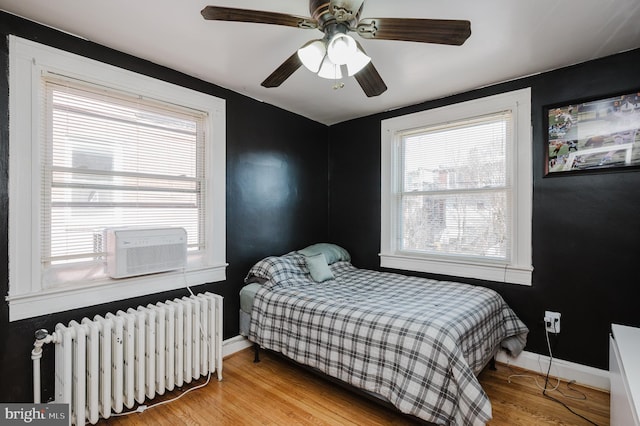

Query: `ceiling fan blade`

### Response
(357, 17, 471, 45)
(201, 6, 317, 29)
(261, 52, 303, 88)
(354, 61, 387, 97)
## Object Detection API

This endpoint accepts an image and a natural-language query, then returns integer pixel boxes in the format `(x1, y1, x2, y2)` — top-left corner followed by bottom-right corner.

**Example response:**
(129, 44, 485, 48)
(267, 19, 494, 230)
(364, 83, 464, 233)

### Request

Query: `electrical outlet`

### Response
(544, 311, 561, 334)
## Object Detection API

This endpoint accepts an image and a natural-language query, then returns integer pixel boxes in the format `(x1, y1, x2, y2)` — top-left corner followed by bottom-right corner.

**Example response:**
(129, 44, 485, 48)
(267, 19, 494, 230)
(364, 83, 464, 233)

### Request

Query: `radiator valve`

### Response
(34, 329, 49, 341)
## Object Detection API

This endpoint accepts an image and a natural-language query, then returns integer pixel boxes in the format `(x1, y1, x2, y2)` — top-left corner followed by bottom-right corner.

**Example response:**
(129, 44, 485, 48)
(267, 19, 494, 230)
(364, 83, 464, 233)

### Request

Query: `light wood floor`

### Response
(98, 348, 609, 425)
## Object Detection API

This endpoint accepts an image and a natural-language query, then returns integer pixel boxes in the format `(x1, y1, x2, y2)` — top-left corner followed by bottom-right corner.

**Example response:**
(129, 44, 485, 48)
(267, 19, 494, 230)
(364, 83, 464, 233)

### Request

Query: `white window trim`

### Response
(7, 36, 227, 321)
(380, 88, 532, 285)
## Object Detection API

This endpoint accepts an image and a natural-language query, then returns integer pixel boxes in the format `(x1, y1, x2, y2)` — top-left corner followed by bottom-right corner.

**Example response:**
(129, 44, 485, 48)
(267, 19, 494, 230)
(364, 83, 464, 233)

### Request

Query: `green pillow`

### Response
(298, 243, 350, 264)
(305, 253, 334, 283)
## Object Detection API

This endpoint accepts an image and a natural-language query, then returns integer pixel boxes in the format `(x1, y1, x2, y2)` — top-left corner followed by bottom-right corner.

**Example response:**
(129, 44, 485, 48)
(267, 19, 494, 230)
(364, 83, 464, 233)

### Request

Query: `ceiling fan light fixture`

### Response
(327, 33, 357, 65)
(298, 40, 326, 73)
(346, 48, 371, 76)
(204, 3, 472, 96)
(317, 55, 343, 80)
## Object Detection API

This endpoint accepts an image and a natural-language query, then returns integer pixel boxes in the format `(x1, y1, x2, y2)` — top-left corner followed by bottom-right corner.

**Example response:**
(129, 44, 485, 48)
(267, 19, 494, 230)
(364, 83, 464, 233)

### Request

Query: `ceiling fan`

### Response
(201, 0, 471, 97)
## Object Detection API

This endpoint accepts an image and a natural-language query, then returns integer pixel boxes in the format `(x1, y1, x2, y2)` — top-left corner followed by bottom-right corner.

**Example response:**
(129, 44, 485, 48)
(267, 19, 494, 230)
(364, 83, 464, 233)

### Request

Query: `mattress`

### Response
(239, 282, 261, 336)
(243, 251, 528, 425)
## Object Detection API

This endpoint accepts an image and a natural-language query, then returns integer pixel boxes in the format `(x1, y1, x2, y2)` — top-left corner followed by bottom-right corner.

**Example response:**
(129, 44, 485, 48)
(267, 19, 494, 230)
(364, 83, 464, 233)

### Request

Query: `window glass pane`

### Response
(42, 78, 206, 266)
(398, 111, 512, 261)
(402, 113, 510, 192)
(400, 191, 509, 259)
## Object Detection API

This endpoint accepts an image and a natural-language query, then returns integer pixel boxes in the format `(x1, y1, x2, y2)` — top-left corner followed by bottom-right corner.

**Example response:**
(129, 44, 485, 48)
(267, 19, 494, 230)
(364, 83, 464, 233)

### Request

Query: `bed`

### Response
(240, 244, 528, 425)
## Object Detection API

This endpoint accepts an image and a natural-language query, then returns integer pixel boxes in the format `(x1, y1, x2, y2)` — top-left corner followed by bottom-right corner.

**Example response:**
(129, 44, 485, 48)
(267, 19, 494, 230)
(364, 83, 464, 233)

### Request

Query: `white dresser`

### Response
(610, 324, 640, 426)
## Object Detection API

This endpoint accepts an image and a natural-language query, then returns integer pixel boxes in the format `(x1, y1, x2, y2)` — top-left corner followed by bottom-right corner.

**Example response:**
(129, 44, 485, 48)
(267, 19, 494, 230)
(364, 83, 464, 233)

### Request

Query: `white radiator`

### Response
(51, 292, 223, 425)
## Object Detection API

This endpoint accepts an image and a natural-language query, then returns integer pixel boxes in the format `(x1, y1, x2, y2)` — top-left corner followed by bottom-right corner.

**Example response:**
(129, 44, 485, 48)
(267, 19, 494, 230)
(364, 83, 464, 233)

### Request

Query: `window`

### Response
(8, 36, 226, 321)
(381, 88, 532, 285)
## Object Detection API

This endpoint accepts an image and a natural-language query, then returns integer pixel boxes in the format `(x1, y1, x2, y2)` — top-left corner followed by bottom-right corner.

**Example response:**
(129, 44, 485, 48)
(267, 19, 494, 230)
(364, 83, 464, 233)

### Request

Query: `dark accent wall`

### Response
(0, 12, 329, 402)
(2, 8, 639, 407)
(328, 48, 640, 372)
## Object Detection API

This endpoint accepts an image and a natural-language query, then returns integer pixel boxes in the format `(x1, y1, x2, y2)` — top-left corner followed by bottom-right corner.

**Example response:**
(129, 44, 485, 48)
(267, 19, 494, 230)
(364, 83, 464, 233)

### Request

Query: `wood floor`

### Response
(98, 348, 609, 425)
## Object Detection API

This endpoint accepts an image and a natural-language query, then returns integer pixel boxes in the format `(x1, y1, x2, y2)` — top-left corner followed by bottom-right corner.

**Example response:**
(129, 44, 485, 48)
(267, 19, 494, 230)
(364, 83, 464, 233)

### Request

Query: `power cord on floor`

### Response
(109, 373, 212, 419)
(539, 322, 599, 426)
(505, 321, 599, 425)
(507, 325, 560, 391)
(556, 380, 587, 400)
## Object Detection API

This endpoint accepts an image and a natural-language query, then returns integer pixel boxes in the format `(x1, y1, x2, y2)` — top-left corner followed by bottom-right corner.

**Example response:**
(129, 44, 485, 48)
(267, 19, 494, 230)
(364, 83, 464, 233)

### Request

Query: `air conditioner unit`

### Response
(105, 227, 188, 279)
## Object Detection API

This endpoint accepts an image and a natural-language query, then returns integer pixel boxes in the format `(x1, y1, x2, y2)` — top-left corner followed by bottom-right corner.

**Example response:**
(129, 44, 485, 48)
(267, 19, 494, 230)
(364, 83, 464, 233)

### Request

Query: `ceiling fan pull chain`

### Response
(333, 67, 345, 90)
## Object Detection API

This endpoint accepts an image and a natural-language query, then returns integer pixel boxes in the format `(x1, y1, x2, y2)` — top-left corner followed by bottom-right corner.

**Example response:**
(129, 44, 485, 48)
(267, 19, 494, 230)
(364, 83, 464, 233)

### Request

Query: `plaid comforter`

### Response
(247, 253, 528, 425)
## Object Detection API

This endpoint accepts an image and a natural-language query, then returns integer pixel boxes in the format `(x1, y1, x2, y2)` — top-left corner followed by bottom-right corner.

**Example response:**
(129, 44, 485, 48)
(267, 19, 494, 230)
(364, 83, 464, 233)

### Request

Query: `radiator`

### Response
(51, 292, 223, 425)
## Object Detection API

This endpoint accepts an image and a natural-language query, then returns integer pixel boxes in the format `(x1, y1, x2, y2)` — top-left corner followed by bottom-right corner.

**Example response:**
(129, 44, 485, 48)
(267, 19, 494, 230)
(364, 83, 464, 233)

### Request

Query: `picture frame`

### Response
(544, 90, 640, 175)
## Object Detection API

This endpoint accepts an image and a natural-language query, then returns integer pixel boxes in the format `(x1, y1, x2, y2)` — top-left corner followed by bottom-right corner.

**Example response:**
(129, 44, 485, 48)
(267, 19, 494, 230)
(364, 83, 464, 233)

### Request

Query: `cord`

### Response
(540, 323, 599, 426)
(507, 363, 560, 391)
(507, 328, 560, 391)
(505, 321, 599, 425)
(556, 380, 587, 400)
(109, 374, 212, 418)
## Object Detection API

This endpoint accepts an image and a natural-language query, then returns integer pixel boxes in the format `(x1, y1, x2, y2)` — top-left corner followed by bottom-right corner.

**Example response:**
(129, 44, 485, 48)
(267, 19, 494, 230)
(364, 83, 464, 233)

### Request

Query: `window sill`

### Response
(379, 253, 532, 286)
(6, 264, 227, 322)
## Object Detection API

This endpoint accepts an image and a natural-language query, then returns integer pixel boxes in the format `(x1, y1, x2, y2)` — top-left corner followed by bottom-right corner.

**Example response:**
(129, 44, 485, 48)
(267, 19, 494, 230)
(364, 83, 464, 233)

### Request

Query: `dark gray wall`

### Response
(0, 12, 329, 402)
(328, 48, 640, 371)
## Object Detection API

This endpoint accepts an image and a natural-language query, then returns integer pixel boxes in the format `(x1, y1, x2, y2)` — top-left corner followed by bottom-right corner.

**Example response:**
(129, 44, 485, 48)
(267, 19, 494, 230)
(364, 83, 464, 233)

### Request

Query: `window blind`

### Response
(41, 76, 207, 267)
(398, 111, 513, 261)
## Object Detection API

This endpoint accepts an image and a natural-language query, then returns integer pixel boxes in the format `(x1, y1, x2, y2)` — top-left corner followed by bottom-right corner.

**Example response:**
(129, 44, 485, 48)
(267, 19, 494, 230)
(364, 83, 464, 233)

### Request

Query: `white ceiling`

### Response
(2, 0, 640, 125)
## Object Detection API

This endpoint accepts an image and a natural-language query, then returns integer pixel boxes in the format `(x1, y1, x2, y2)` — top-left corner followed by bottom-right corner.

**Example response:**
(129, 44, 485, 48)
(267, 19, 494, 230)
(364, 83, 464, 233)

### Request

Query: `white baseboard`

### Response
(496, 350, 610, 391)
(222, 335, 253, 358)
